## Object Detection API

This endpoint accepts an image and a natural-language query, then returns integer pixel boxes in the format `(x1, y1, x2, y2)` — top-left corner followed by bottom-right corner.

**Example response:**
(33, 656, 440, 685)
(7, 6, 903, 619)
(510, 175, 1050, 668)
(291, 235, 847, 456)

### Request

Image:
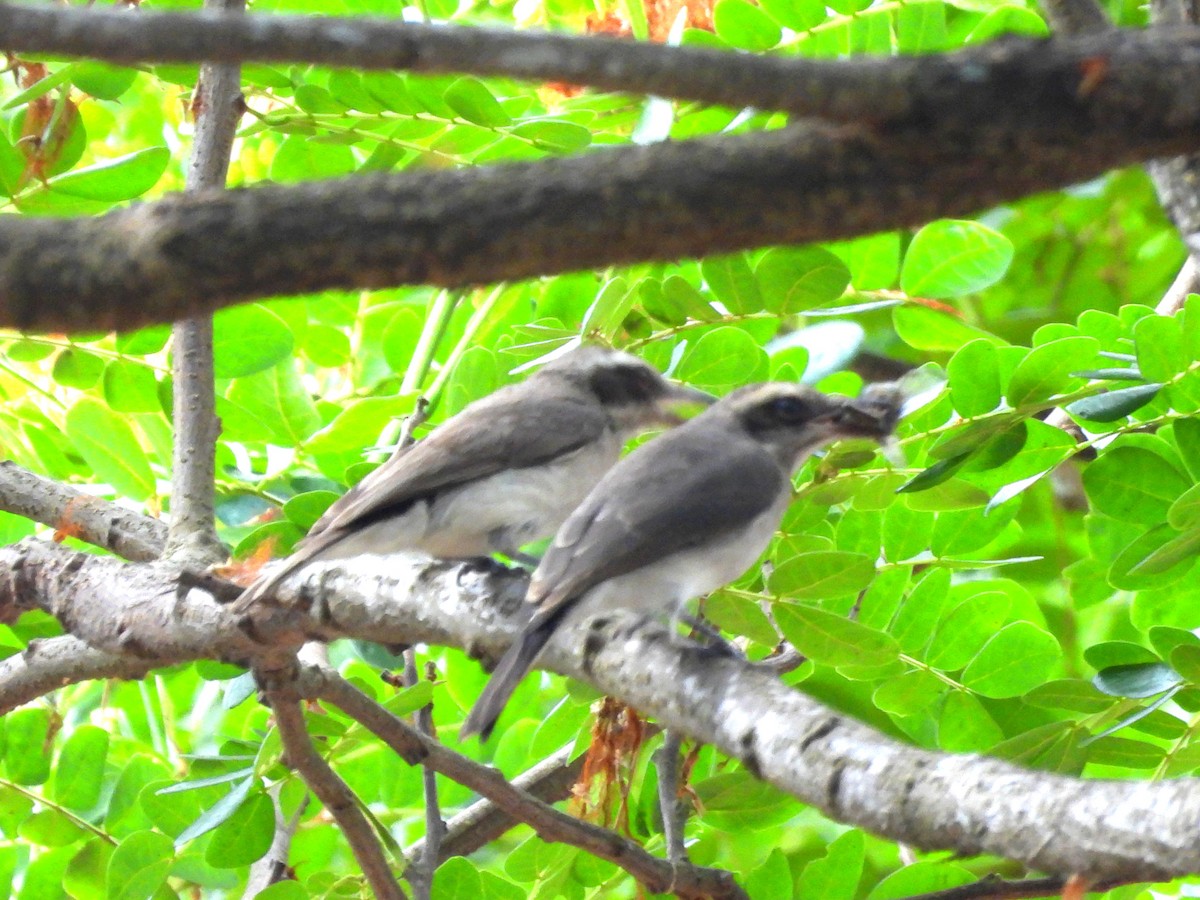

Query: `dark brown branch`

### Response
(4, 4, 1200, 128)
(311, 666, 749, 900)
(898, 874, 1129, 900)
(0, 460, 167, 561)
(269, 684, 407, 900)
(5, 106, 1200, 333)
(407, 747, 585, 862)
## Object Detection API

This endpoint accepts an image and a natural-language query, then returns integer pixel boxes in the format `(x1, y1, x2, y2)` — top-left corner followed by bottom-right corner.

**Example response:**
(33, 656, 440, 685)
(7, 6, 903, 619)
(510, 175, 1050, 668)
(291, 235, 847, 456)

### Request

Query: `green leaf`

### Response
(175, 776, 255, 846)
(756, 247, 850, 314)
(892, 305, 1001, 352)
(212, 304, 295, 379)
(1083, 446, 1191, 526)
(701, 254, 762, 315)
(282, 490, 339, 530)
(873, 669, 944, 715)
(796, 830, 862, 900)
(676, 327, 768, 391)
(51, 726, 108, 811)
(774, 603, 899, 667)
(745, 848, 793, 899)
(48, 147, 169, 201)
(1169, 483, 1200, 529)
(433, 857, 484, 900)
(768, 551, 876, 599)
(1093, 663, 1182, 699)
(925, 591, 1011, 671)
(52, 348, 104, 389)
(64, 838, 114, 900)
(756, 0, 825, 29)
(1135, 314, 1188, 382)
(103, 361, 161, 413)
(937, 691, 1003, 751)
(205, 790, 274, 868)
(961, 622, 1061, 698)
(5, 708, 51, 786)
(509, 120, 591, 153)
(1128, 527, 1200, 576)
(581, 277, 635, 338)
(1006, 336, 1099, 406)
(868, 861, 975, 900)
(65, 397, 155, 501)
(226, 362, 322, 447)
(269, 135, 356, 182)
(712, 0, 782, 49)
(305, 396, 412, 454)
(106, 831, 174, 900)
(900, 220, 1014, 298)
(1066, 383, 1161, 422)
(444, 77, 511, 127)
(946, 339, 1001, 416)
(72, 62, 138, 100)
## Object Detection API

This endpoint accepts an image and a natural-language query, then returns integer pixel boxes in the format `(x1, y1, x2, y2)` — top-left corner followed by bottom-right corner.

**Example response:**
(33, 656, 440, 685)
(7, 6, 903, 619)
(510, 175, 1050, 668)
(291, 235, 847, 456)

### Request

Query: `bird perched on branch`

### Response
(232, 345, 713, 612)
(462, 381, 902, 740)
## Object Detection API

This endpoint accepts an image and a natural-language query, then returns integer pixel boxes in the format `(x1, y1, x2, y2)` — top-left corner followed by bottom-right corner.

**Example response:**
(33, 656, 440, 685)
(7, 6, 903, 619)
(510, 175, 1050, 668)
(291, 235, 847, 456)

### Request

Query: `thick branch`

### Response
(4, 5, 1200, 127)
(5, 109, 1200, 332)
(0, 461, 167, 561)
(270, 687, 406, 900)
(9, 541, 1200, 882)
(0, 634, 155, 711)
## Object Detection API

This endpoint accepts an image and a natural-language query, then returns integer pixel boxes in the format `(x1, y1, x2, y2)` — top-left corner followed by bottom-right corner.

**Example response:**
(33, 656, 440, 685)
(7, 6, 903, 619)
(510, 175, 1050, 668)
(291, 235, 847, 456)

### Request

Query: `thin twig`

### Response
(402, 651, 442, 900)
(163, 0, 245, 566)
(268, 679, 408, 900)
(244, 785, 309, 894)
(407, 746, 584, 862)
(309, 665, 748, 900)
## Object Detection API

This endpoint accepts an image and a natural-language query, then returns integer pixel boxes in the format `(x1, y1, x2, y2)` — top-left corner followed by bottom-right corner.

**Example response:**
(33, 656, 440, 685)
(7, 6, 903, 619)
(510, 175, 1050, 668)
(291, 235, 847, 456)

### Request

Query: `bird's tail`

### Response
(462, 614, 561, 741)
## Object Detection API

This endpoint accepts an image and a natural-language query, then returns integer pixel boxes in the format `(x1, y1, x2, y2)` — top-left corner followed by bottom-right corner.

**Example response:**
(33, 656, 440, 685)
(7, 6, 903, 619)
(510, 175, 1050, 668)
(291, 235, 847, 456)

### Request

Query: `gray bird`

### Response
(233, 346, 713, 612)
(462, 381, 902, 740)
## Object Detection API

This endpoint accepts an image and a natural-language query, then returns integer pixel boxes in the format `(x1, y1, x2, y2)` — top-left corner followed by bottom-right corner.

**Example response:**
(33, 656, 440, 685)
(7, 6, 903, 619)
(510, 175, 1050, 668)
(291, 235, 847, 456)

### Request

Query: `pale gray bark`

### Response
(3, 539, 1200, 883)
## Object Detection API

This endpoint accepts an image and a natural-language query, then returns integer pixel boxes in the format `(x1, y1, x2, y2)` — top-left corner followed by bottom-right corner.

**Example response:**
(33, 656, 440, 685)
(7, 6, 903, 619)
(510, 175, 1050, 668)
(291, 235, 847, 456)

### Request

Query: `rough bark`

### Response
(3, 539, 1200, 883)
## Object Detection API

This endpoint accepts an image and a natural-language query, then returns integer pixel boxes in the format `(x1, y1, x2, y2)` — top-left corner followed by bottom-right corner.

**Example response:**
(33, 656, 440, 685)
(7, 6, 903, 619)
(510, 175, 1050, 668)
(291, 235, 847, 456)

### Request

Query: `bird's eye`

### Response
(769, 396, 809, 422)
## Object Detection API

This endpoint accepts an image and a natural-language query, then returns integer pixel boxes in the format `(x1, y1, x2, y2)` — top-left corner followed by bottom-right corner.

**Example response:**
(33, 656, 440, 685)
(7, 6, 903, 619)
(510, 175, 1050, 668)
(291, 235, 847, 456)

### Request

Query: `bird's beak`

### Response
(829, 386, 903, 439)
(657, 382, 718, 422)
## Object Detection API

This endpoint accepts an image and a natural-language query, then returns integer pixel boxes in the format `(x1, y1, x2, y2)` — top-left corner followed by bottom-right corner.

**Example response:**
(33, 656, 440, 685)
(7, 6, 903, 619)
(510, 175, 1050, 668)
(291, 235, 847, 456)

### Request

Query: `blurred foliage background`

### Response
(2, 0, 1199, 894)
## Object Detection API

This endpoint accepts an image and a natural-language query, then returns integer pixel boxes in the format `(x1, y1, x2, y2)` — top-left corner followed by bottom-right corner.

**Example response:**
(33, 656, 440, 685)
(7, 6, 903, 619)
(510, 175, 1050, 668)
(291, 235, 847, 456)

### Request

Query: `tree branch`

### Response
(162, 0, 243, 566)
(268, 681, 407, 900)
(309, 664, 748, 900)
(8, 539, 1200, 883)
(3, 5, 1200, 126)
(0, 634, 156, 712)
(401, 651, 442, 900)
(4, 105, 1200, 333)
(406, 746, 585, 862)
(0, 460, 167, 561)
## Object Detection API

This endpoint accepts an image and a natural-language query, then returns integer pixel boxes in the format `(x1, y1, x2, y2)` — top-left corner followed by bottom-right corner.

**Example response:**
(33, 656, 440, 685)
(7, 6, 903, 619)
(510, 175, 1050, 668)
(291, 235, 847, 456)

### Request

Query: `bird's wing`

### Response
(527, 422, 785, 617)
(309, 387, 609, 539)
(233, 388, 608, 612)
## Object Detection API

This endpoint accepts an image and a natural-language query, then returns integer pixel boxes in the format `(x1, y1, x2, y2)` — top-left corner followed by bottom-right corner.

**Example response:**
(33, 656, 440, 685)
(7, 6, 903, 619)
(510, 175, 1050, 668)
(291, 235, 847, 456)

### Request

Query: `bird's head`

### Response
(539, 345, 715, 431)
(723, 382, 902, 471)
